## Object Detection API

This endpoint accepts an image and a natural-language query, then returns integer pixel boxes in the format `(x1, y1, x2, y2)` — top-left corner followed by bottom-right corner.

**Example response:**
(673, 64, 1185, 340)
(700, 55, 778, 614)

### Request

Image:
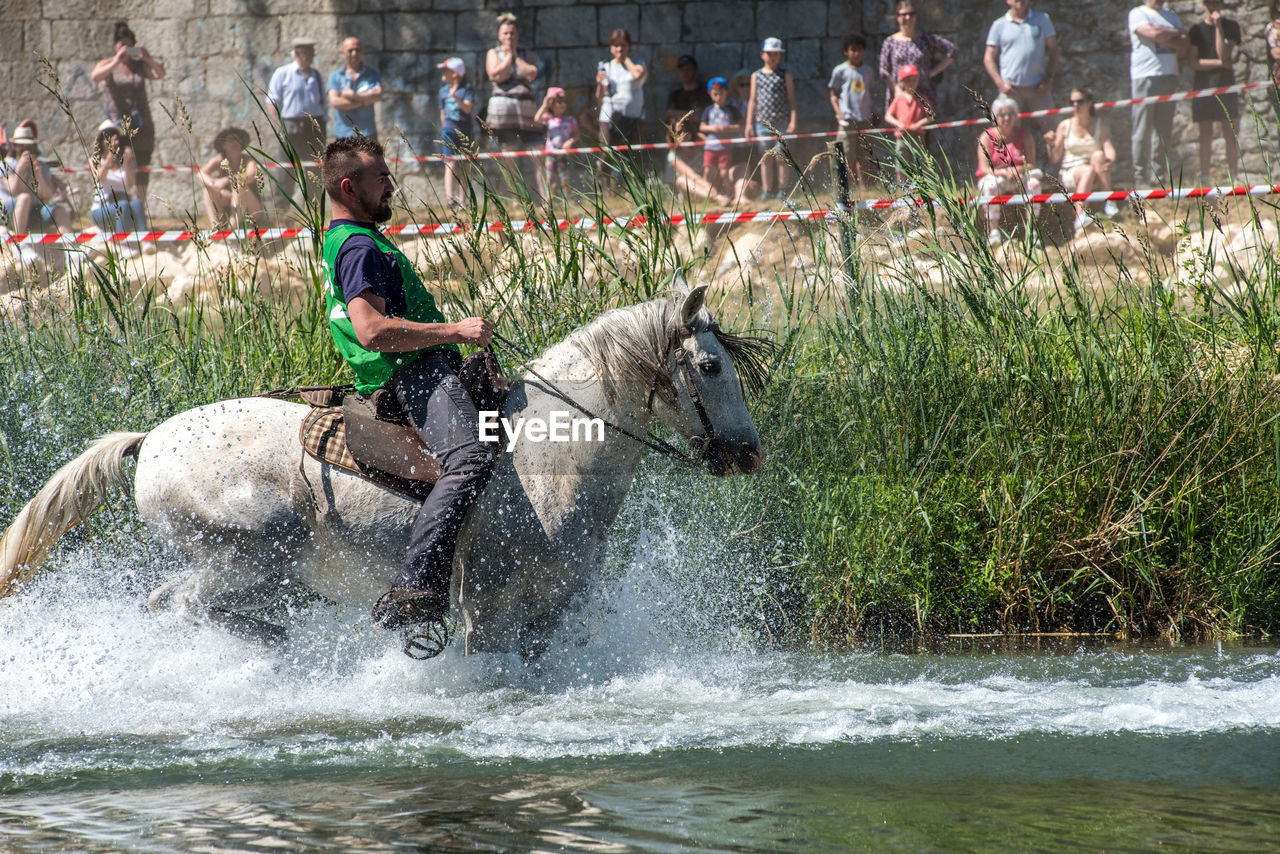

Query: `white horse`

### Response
(0, 277, 770, 659)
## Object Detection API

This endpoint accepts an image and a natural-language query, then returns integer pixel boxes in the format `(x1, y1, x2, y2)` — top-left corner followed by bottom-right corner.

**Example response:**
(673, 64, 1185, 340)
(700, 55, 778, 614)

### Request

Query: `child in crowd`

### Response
(436, 57, 474, 209)
(534, 87, 579, 198)
(828, 33, 876, 190)
(699, 77, 743, 201)
(884, 64, 931, 183)
(744, 37, 797, 201)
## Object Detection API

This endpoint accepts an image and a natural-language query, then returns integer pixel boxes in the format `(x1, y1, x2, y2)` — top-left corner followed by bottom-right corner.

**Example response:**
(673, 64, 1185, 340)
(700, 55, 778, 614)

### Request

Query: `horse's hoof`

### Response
(403, 620, 450, 660)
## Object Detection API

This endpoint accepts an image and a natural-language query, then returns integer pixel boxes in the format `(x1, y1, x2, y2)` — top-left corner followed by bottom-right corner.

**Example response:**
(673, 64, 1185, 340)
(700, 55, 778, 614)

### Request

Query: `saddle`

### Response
(296, 350, 507, 501)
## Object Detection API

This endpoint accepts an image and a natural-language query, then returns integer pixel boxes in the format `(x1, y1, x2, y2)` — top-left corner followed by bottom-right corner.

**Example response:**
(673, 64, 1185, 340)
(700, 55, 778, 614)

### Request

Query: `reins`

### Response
(491, 331, 712, 469)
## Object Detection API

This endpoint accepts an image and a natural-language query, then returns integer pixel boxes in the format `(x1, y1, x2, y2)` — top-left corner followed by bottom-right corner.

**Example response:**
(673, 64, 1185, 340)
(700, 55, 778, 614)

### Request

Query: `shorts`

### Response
(835, 120, 874, 172)
(437, 126, 475, 156)
(754, 121, 784, 152)
(703, 148, 734, 171)
(1190, 92, 1239, 124)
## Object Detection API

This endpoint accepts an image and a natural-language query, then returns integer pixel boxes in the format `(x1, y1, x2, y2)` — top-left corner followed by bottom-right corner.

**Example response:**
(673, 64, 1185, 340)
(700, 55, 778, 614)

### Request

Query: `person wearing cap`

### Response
(664, 54, 712, 144)
(91, 21, 165, 207)
(533, 86, 579, 198)
(2, 123, 72, 235)
(879, 1, 955, 118)
(745, 37, 797, 201)
(437, 57, 475, 209)
(199, 127, 264, 229)
(884, 64, 932, 183)
(89, 120, 147, 237)
(328, 37, 383, 141)
(268, 37, 327, 197)
(319, 135, 495, 647)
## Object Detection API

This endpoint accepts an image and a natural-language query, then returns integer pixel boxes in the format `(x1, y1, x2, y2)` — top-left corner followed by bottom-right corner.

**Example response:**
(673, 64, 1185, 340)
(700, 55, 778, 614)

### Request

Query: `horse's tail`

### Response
(0, 431, 148, 599)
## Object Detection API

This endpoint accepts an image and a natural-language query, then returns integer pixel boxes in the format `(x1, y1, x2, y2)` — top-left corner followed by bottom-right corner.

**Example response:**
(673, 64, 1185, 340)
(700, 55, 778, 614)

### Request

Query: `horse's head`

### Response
(651, 273, 772, 477)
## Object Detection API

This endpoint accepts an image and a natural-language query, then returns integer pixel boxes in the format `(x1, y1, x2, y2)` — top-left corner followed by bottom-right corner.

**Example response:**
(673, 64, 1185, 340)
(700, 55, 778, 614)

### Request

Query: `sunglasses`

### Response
(1070, 99, 1091, 105)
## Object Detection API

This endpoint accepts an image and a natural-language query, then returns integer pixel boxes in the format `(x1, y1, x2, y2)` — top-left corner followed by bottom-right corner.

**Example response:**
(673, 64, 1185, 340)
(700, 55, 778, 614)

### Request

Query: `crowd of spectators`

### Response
(2, 3, 1278, 241)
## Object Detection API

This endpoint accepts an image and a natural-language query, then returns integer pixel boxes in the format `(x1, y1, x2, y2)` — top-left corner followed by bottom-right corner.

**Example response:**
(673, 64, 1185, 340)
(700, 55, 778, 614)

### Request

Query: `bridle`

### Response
(493, 327, 718, 469)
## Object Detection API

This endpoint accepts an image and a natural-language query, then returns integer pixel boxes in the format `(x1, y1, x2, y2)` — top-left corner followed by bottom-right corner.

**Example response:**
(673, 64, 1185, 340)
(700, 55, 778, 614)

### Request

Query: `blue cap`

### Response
(707, 76, 728, 92)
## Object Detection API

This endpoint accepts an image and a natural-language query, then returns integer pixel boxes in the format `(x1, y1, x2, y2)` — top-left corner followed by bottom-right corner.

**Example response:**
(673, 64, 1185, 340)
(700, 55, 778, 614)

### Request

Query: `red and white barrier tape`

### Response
(6, 182, 1278, 247)
(41, 80, 1275, 174)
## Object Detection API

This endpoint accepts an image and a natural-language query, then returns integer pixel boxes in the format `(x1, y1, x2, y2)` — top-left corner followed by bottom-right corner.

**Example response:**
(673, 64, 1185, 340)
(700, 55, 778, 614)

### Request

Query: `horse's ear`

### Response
(671, 268, 691, 297)
(680, 285, 708, 326)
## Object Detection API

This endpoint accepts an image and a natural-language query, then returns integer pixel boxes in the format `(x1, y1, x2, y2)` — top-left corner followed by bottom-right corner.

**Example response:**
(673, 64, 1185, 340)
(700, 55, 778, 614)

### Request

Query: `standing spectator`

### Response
(484, 13, 540, 150)
(664, 54, 712, 144)
(1128, 0, 1189, 188)
(1269, 2, 1280, 126)
(91, 21, 164, 207)
(829, 33, 876, 190)
(1187, 0, 1241, 186)
(1045, 87, 1119, 233)
(3, 124, 72, 235)
(975, 95, 1043, 243)
(89, 120, 146, 237)
(983, 0, 1060, 135)
(745, 37, 797, 201)
(700, 77, 744, 200)
(198, 127, 265, 229)
(879, 1, 955, 118)
(534, 87, 579, 198)
(437, 57, 475, 210)
(884, 65, 931, 183)
(328, 37, 382, 141)
(596, 29, 648, 146)
(267, 37, 327, 203)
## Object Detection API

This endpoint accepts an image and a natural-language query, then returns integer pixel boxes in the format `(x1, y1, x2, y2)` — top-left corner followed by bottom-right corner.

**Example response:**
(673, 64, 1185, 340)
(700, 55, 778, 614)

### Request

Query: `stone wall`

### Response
(2, 0, 1276, 219)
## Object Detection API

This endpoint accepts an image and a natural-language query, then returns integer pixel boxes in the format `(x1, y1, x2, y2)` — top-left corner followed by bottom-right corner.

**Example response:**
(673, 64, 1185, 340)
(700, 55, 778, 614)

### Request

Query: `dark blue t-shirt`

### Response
(330, 219, 407, 316)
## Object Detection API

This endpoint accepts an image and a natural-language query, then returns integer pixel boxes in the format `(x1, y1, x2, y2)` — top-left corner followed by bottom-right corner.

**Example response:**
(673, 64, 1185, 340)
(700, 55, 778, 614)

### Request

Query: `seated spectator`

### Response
(533, 87, 578, 198)
(664, 54, 712, 143)
(89, 120, 147, 235)
(1044, 87, 1118, 234)
(699, 77, 744, 201)
(199, 127, 265, 229)
(3, 123, 72, 234)
(975, 94, 1042, 244)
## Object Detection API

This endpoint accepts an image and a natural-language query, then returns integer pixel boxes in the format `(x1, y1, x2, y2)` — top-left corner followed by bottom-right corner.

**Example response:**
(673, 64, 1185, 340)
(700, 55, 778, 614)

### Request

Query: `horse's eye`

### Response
(698, 358, 721, 376)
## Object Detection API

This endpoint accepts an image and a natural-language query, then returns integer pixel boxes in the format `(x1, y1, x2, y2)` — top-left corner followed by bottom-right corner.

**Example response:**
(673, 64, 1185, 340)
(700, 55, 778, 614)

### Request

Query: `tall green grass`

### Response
(3, 74, 1280, 641)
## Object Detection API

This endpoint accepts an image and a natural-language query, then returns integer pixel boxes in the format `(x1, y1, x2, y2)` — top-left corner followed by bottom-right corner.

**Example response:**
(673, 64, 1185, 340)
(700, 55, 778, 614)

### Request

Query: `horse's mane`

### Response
(568, 297, 776, 406)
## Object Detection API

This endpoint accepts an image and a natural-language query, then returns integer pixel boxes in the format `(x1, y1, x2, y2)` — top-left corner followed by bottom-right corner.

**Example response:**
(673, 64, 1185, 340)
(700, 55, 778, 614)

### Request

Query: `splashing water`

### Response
(1, 473, 1278, 851)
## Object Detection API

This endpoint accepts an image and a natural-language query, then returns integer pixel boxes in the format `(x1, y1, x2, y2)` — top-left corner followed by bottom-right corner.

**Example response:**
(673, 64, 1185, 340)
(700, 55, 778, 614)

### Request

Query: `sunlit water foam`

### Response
(2, 475, 1279, 787)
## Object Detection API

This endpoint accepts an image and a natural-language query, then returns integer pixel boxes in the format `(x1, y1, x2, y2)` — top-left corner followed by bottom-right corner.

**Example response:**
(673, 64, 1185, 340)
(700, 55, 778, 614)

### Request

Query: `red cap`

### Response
(898, 64, 919, 81)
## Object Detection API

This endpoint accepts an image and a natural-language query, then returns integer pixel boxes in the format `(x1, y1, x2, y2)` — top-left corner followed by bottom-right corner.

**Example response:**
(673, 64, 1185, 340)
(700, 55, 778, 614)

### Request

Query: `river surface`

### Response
(2, 547, 1278, 852)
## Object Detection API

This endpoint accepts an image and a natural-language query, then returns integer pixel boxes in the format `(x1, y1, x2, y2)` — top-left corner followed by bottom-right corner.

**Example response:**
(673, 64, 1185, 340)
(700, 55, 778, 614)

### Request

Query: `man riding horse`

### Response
(320, 136, 494, 638)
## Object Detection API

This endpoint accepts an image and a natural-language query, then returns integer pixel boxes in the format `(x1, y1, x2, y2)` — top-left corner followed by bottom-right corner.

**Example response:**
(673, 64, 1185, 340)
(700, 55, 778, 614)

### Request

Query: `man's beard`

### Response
(369, 198, 393, 223)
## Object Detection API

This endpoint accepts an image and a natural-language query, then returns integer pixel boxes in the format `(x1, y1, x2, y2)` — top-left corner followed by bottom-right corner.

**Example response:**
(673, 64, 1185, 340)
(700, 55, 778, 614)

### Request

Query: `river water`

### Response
(2, 540, 1279, 852)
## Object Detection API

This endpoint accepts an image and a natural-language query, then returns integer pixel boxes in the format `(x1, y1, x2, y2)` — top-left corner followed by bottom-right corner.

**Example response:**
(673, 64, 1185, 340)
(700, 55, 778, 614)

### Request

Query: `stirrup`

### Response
(403, 619, 450, 660)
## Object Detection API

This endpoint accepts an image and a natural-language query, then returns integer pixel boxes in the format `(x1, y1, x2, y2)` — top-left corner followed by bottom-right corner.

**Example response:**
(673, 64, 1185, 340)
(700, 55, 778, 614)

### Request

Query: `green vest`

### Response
(322, 222, 458, 394)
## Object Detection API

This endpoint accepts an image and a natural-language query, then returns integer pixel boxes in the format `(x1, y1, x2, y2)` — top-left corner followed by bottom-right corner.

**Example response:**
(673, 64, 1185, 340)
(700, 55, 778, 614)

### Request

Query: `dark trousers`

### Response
(280, 116, 326, 206)
(388, 350, 495, 596)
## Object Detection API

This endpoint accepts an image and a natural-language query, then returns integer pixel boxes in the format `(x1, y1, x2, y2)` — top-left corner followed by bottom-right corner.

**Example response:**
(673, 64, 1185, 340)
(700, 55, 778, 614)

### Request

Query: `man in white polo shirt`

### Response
(984, 0, 1060, 134)
(1128, 0, 1188, 187)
